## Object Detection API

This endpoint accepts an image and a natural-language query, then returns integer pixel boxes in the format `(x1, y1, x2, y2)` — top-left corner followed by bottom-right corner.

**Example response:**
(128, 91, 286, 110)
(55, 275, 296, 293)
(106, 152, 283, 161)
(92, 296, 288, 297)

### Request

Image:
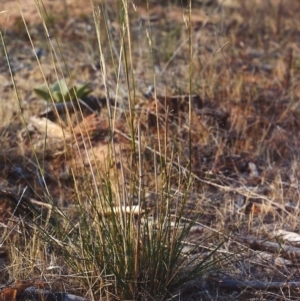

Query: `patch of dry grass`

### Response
(1, 0, 300, 300)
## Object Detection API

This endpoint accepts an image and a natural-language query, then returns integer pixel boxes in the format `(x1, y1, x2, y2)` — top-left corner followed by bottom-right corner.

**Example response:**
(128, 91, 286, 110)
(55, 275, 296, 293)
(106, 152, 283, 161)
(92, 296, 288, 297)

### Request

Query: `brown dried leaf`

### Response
(0, 288, 17, 301)
(245, 201, 276, 215)
(0, 279, 49, 301)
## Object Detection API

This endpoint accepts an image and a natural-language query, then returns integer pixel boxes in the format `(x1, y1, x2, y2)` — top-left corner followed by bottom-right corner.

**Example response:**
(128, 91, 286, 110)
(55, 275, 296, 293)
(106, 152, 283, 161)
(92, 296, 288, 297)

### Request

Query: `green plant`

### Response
(48, 164, 228, 301)
(33, 79, 92, 103)
(42, 0, 231, 297)
(1, 0, 233, 300)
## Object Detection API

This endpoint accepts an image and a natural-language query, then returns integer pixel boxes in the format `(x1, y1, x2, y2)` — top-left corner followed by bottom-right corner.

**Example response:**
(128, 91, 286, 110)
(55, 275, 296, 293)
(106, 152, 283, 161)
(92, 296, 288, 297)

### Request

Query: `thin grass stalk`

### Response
(92, 6, 118, 221)
(100, 2, 118, 80)
(121, 0, 135, 126)
(188, 0, 193, 176)
(34, 1, 101, 203)
(93, 5, 113, 132)
(0, 31, 19, 118)
(18, 2, 61, 193)
(34, 0, 76, 127)
(0, 29, 52, 198)
(116, 144, 127, 231)
(145, 0, 162, 159)
(134, 123, 142, 288)
(92, 4, 124, 211)
(0, 29, 62, 231)
(117, 143, 133, 285)
(98, 1, 124, 136)
(118, 1, 136, 152)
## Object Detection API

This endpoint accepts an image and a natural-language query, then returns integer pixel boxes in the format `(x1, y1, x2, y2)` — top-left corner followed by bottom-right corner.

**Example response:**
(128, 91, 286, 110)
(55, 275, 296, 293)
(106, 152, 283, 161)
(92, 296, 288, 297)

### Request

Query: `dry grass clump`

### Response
(1, 0, 300, 300)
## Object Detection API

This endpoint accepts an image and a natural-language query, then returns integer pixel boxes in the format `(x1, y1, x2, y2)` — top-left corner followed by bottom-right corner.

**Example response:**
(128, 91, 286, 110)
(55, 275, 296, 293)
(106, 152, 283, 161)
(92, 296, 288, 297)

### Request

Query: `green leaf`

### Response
(67, 86, 78, 101)
(51, 80, 69, 96)
(34, 80, 92, 103)
(52, 91, 64, 102)
(76, 83, 92, 98)
(33, 85, 51, 101)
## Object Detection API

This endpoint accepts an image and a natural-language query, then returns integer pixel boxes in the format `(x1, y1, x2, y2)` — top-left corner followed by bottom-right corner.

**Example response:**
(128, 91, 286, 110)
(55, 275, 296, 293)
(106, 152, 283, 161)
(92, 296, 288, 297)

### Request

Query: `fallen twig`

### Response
(238, 237, 300, 261)
(218, 279, 300, 290)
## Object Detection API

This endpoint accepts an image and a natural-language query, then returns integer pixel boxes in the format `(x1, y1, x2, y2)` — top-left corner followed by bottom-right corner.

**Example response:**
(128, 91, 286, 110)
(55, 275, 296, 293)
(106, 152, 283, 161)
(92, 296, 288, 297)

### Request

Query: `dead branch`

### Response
(239, 237, 300, 261)
(218, 279, 300, 290)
